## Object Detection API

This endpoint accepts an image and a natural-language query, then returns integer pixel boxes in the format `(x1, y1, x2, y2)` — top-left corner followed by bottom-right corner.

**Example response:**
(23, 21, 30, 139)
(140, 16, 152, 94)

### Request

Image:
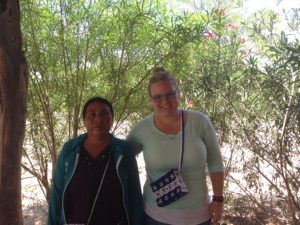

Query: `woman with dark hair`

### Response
(48, 97, 143, 225)
(128, 67, 224, 225)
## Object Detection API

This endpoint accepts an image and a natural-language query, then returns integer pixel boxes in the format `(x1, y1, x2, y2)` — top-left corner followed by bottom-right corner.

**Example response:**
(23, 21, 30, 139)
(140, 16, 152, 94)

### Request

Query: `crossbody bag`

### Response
(150, 109, 188, 207)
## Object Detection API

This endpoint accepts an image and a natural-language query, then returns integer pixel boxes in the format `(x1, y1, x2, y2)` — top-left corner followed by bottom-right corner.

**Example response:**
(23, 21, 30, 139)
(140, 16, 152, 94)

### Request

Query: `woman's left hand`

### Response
(209, 201, 223, 225)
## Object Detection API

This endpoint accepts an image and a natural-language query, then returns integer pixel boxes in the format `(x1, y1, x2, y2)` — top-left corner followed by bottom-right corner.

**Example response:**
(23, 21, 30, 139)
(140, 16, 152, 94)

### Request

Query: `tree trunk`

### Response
(0, 0, 28, 224)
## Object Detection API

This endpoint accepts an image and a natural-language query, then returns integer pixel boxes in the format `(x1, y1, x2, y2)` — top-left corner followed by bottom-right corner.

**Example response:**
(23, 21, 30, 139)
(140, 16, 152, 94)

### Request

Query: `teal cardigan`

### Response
(48, 133, 144, 225)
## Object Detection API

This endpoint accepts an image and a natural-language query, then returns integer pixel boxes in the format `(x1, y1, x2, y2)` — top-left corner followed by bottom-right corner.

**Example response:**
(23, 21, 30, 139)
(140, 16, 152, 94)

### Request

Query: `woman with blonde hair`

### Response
(128, 67, 224, 225)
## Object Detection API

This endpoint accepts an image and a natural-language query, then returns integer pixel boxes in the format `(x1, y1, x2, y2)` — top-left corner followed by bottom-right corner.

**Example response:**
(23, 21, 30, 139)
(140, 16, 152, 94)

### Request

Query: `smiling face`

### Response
(149, 80, 179, 117)
(83, 101, 113, 137)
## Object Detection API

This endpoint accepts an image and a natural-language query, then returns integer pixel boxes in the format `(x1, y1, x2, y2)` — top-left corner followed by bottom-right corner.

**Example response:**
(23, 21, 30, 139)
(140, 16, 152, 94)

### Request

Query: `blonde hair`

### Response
(148, 67, 179, 96)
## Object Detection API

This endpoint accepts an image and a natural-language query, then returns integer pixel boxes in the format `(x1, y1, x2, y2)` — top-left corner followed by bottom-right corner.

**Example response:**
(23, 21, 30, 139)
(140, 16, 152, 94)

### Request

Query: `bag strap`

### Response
(179, 109, 185, 171)
(87, 137, 115, 225)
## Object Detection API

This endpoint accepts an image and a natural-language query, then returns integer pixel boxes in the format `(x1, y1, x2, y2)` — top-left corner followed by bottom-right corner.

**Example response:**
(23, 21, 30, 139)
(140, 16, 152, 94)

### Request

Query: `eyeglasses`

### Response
(150, 91, 177, 103)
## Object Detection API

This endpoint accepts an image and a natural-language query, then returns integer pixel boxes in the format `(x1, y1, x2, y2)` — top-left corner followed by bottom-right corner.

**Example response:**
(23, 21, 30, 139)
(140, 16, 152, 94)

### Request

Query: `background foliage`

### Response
(20, 0, 300, 224)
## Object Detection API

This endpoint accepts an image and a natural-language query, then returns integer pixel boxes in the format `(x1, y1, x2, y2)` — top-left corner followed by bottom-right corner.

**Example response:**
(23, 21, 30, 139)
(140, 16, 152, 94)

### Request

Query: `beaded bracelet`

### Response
(212, 195, 224, 203)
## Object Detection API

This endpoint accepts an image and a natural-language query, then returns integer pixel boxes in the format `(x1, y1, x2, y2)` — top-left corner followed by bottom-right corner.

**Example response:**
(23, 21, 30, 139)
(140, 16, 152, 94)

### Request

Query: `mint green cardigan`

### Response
(128, 110, 224, 209)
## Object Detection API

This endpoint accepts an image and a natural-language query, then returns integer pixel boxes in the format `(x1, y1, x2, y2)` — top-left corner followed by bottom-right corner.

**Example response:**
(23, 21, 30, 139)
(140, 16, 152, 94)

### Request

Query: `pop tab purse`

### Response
(150, 110, 188, 207)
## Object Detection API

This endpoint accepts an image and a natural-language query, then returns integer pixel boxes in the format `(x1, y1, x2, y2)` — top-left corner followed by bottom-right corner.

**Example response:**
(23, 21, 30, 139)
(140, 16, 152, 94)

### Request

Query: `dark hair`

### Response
(82, 97, 114, 119)
(148, 66, 179, 96)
